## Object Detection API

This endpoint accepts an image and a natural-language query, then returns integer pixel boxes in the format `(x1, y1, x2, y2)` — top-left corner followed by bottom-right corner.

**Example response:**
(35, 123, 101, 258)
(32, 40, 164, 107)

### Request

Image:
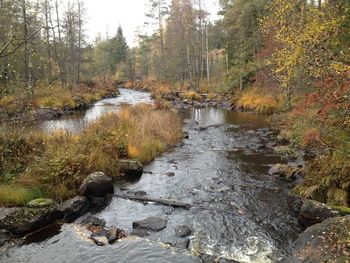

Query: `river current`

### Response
(0, 89, 301, 263)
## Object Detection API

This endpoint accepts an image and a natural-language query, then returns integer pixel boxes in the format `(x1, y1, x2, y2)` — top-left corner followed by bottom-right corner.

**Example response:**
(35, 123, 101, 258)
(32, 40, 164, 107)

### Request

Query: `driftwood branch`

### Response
(114, 193, 191, 209)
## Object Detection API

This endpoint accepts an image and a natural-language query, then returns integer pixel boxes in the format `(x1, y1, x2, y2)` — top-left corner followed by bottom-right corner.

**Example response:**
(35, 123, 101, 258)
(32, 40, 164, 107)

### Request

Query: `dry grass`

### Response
(0, 104, 183, 205)
(237, 86, 284, 113)
(0, 185, 43, 207)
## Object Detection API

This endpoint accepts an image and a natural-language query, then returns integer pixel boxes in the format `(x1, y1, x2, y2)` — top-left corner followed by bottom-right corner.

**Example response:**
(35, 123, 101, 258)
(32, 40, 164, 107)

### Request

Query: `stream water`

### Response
(0, 89, 301, 263)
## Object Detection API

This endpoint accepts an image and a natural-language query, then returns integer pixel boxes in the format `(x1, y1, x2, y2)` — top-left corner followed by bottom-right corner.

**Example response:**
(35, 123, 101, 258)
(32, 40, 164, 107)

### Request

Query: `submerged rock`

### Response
(0, 229, 12, 246)
(174, 238, 190, 249)
(130, 228, 150, 237)
(81, 215, 106, 229)
(298, 199, 340, 227)
(60, 196, 89, 222)
(0, 199, 61, 235)
(79, 172, 114, 197)
(119, 159, 143, 178)
(175, 225, 192, 238)
(165, 172, 175, 177)
(132, 217, 167, 231)
(286, 215, 350, 263)
(127, 190, 148, 197)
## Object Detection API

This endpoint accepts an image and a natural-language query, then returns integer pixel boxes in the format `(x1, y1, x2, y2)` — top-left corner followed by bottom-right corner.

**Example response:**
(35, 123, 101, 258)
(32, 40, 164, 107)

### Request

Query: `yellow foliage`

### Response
(181, 91, 201, 101)
(237, 87, 284, 113)
(1, 104, 182, 205)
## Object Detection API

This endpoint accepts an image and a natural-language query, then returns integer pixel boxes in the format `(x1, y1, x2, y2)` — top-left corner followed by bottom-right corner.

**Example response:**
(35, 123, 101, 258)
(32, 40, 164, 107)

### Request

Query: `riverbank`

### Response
(125, 81, 350, 261)
(0, 80, 120, 124)
(0, 104, 183, 207)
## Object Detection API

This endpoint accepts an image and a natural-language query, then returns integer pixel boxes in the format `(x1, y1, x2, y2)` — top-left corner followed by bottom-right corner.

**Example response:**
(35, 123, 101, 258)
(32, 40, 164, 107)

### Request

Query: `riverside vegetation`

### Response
(0, 104, 182, 206)
(0, 0, 350, 261)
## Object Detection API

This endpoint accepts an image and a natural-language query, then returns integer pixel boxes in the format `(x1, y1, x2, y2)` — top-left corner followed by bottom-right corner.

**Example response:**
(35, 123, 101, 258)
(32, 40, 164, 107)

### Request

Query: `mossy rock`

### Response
(0, 205, 61, 234)
(273, 145, 298, 159)
(26, 198, 56, 208)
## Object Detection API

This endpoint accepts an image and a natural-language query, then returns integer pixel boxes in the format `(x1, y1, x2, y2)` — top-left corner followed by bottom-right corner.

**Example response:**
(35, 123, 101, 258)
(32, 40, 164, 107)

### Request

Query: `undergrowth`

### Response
(0, 104, 183, 206)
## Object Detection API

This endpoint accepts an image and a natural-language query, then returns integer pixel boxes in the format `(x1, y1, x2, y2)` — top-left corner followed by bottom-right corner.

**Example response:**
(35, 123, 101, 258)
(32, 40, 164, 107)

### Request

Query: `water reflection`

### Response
(38, 89, 153, 133)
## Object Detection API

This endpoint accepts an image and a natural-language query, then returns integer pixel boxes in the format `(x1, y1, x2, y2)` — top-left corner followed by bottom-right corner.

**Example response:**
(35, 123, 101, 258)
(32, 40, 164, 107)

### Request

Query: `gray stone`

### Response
(79, 172, 114, 197)
(130, 228, 149, 237)
(286, 216, 350, 263)
(60, 196, 89, 222)
(81, 215, 106, 228)
(132, 217, 167, 231)
(90, 230, 109, 246)
(119, 159, 143, 178)
(165, 172, 175, 177)
(298, 199, 340, 227)
(0, 200, 61, 234)
(174, 238, 190, 249)
(175, 225, 192, 237)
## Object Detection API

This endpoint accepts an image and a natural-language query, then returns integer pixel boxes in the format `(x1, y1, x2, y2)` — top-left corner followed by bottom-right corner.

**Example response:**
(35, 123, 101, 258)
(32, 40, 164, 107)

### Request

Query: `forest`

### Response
(0, 0, 350, 262)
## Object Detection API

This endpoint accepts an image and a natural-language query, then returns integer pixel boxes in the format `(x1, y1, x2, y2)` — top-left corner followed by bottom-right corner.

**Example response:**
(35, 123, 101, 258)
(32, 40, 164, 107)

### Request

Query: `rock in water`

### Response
(90, 230, 109, 246)
(0, 199, 61, 234)
(298, 199, 340, 227)
(175, 225, 192, 238)
(130, 229, 149, 237)
(0, 229, 11, 246)
(79, 172, 114, 197)
(119, 159, 143, 178)
(286, 215, 350, 263)
(106, 227, 127, 244)
(165, 172, 175, 177)
(60, 196, 89, 222)
(132, 217, 167, 231)
(268, 164, 293, 178)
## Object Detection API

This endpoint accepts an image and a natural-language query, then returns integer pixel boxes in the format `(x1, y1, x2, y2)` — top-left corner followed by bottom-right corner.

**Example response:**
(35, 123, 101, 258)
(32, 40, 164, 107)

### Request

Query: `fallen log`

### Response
(114, 193, 191, 209)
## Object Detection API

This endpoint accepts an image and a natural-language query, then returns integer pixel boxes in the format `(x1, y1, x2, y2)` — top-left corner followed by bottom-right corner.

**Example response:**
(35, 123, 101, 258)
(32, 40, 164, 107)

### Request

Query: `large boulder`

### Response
(286, 215, 350, 263)
(132, 217, 167, 231)
(119, 159, 143, 178)
(79, 172, 114, 197)
(298, 199, 340, 227)
(0, 199, 61, 235)
(60, 196, 89, 222)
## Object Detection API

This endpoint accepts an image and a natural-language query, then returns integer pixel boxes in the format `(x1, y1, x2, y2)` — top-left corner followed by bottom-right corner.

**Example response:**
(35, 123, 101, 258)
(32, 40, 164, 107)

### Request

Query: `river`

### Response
(0, 89, 301, 263)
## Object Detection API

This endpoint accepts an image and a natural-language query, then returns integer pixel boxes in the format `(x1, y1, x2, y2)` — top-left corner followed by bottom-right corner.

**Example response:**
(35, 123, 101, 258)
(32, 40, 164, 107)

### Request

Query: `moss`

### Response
(331, 206, 350, 215)
(26, 198, 56, 208)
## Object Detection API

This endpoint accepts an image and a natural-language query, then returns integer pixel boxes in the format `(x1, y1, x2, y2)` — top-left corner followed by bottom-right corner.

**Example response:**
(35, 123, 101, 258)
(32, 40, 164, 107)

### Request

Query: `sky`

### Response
(80, 0, 221, 46)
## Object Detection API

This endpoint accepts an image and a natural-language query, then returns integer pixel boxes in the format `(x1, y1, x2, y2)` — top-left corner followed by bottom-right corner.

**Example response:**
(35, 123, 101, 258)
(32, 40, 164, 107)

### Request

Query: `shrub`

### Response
(237, 86, 284, 113)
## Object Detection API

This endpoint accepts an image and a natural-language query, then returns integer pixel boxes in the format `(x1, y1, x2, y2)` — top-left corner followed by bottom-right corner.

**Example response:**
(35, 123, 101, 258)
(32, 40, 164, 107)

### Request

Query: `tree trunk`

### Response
(44, 0, 52, 84)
